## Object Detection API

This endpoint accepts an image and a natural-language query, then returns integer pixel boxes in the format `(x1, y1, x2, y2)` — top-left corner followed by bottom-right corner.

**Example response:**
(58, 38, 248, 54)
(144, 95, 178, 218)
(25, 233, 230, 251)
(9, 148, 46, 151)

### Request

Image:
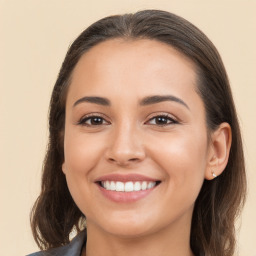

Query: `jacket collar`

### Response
(27, 230, 87, 256)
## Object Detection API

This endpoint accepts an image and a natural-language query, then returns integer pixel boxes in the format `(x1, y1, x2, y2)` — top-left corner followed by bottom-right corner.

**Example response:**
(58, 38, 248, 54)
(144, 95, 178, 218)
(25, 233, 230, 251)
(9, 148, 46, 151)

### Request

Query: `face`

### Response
(62, 39, 210, 238)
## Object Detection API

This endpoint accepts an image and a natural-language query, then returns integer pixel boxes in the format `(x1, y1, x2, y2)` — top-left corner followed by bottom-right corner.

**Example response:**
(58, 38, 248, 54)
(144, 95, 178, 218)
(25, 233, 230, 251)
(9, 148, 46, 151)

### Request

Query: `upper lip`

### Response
(95, 173, 160, 182)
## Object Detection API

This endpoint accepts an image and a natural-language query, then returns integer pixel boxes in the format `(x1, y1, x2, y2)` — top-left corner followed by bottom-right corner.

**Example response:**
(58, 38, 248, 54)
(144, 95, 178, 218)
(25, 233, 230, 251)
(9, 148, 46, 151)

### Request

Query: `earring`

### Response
(211, 170, 217, 178)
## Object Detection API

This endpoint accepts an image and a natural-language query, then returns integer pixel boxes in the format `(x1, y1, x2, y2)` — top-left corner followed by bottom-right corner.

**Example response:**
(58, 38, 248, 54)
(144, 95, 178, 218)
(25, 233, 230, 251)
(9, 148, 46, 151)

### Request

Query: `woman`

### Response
(28, 10, 246, 256)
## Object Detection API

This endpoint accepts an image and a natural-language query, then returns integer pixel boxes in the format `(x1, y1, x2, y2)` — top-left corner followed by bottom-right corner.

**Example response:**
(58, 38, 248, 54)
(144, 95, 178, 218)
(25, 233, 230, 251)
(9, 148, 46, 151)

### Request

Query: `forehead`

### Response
(67, 38, 198, 104)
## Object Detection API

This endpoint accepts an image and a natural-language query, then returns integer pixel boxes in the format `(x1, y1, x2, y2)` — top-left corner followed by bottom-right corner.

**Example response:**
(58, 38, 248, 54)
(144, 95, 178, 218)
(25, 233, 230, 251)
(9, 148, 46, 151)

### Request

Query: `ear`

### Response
(205, 122, 232, 180)
(62, 162, 67, 175)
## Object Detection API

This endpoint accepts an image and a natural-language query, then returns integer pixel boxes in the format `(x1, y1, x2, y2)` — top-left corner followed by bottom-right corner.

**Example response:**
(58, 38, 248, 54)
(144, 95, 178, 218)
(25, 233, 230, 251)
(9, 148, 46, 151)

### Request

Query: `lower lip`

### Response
(97, 184, 158, 203)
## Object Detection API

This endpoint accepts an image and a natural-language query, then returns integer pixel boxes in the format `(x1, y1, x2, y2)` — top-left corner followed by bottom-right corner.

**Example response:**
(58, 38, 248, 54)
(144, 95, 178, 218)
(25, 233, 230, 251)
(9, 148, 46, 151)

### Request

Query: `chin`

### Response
(105, 224, 153, 239)
(91, 213, 161, 239)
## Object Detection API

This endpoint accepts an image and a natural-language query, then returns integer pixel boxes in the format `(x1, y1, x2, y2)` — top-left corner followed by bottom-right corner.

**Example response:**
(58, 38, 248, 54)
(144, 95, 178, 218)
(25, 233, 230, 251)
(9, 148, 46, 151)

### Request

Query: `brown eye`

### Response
(78, 115, 109, 126)
(89, 117, 104, 125)
(147, 115, 177, 126)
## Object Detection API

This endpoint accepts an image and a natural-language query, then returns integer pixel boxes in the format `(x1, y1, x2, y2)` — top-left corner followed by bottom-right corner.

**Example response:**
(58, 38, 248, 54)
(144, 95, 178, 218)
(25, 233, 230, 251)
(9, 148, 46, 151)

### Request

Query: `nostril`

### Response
(107, 157, 140, 166)
(129, 158, 139, 162)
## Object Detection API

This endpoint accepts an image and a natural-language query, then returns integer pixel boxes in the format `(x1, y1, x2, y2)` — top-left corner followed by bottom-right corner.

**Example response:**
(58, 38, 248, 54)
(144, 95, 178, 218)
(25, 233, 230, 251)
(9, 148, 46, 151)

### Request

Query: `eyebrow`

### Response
(139, 95, 189, 109)
(73, 95, 189, 110)
(73, 96, 111, 107)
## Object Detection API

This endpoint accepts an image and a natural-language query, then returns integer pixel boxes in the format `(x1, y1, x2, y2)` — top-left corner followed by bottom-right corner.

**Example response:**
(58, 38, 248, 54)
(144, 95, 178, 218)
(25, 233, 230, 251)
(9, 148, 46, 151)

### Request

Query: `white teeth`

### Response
(134, 181, 141, 191)
(141, 181, 147, 190)
(110, 181, 116, 191)
(147, 182, 156, 189)
(101, 181, 158, 192)
(116, 181, 124, 192)
(124, 181, 134, 192)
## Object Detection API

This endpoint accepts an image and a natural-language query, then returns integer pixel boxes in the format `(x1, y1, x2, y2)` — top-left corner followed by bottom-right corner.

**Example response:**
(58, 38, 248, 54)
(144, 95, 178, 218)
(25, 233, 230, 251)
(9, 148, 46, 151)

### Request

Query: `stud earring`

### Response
(212, 170, 217, 178)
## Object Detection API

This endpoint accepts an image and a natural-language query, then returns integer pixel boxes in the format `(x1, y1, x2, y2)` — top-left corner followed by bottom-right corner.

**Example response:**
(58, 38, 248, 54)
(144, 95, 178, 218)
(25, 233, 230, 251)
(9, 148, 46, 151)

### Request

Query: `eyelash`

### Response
(77, 113, 178, 127)
(77, 114, 110, 126)
(147, 114, 178, 126)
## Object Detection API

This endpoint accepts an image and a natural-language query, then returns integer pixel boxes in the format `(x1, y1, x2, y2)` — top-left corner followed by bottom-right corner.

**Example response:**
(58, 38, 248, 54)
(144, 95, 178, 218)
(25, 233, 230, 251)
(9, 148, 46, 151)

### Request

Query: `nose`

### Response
(105, 123, 146, 167)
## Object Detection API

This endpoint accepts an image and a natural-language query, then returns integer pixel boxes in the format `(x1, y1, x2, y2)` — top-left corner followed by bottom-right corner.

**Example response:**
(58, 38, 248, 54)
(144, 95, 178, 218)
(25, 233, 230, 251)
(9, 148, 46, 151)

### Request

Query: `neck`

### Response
(82, 214, 194, 256)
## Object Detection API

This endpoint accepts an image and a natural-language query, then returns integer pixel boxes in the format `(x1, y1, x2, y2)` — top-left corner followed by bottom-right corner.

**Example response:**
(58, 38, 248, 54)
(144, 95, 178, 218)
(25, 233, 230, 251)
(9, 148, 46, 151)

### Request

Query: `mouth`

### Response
(95, 174, 161, 202)
(98, 180, 161, 192)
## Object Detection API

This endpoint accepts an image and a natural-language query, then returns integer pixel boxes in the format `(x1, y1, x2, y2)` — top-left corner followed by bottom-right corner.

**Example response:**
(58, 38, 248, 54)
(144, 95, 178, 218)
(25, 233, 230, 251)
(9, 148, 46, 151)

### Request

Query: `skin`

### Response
(62, 39, 231, 256)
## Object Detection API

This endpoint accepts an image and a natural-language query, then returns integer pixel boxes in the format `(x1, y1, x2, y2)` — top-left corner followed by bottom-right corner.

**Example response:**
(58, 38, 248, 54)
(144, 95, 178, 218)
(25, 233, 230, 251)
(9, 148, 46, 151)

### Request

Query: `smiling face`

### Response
(62, 39, 211, 239)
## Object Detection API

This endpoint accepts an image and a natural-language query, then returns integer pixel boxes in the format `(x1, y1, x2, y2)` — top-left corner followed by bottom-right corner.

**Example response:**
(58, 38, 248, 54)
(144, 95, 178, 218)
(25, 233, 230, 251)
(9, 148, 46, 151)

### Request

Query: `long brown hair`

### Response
(30, 10, 246, 256)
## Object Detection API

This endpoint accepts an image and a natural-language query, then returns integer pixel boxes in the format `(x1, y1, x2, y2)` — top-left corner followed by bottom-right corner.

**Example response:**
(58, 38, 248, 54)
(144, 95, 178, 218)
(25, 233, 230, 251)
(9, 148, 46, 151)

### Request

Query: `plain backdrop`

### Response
(0, 1, 255, 255)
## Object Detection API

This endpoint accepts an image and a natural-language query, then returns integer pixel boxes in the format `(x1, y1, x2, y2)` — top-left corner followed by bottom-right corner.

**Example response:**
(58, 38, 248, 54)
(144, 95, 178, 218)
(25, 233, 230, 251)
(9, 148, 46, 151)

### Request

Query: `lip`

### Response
(95, 173, 158, 182)
(95, 173, 161, 203)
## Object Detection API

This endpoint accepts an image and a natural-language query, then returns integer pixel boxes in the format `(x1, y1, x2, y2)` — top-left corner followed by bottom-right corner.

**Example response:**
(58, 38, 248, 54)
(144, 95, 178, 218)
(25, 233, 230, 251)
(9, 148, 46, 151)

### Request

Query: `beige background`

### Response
(0, 0, 255, 255)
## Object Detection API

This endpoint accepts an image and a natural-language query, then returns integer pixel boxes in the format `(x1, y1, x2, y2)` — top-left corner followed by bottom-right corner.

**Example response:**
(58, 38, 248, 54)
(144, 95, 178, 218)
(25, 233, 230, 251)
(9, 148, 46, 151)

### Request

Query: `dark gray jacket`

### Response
(27, 230, 86, 256)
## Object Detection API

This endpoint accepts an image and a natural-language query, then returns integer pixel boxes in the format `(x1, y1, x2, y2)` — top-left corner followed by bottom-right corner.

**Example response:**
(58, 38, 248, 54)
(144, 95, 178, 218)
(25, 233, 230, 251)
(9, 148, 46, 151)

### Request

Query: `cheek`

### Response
(149, 130, 208, 193)
(63, 130, 104, 176)
(62, 129, 106, 215)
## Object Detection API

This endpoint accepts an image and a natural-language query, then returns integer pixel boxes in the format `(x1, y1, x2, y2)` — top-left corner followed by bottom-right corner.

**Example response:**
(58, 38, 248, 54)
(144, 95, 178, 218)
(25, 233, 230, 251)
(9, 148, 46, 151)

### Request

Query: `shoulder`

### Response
(26, 230, 87, 256)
